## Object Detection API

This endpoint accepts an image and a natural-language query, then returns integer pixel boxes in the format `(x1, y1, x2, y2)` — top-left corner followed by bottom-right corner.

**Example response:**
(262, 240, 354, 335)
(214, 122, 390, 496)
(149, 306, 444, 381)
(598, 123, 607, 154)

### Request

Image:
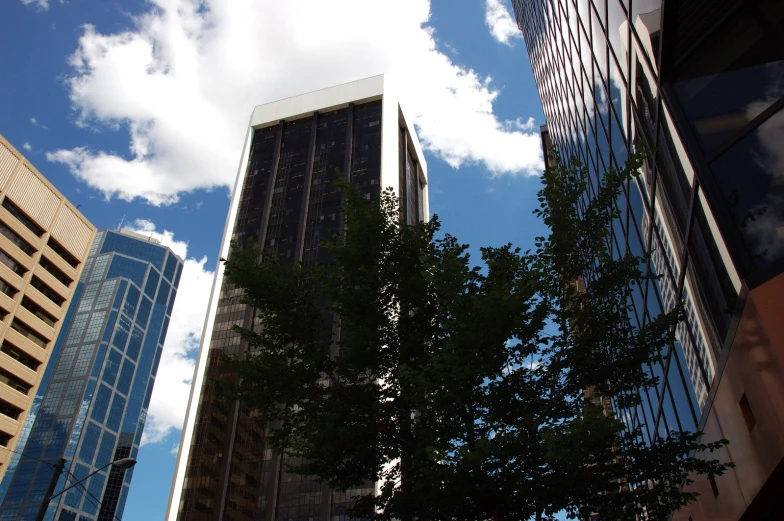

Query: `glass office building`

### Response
(513, 0, 784, 518)
(0, 229, 183, 521)
(167, 75, 428, 521)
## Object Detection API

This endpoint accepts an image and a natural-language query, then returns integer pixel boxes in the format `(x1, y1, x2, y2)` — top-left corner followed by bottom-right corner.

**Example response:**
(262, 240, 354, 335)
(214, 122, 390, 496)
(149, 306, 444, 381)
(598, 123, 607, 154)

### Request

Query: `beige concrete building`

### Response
(0, 135, 96, 480)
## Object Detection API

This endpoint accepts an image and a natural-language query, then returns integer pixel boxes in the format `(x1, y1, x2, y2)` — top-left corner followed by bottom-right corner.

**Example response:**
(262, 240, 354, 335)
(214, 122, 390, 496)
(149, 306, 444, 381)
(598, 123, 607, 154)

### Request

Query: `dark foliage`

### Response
(220, 154, 732, 521)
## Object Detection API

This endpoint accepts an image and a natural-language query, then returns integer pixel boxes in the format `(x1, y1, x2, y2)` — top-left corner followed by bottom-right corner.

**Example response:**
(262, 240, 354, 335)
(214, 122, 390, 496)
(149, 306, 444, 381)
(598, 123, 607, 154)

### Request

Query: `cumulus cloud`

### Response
(20, 0, 49, 11)
(485, 0, 523, 46)
(48, 0, 543, 206)
(22, 142, 32, 152)
(123, 219, 215, 446)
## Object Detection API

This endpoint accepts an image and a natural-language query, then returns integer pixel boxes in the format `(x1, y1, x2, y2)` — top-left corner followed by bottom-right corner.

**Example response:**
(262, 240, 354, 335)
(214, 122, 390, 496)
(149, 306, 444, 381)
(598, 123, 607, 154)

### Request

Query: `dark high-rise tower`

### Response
(513, 0, 784, 518)
(168, 75, 429, 521)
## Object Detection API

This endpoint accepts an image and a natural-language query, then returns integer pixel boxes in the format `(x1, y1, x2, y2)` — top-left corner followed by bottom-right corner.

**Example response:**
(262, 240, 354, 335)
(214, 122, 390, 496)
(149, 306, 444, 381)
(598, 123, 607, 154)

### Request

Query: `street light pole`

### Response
(34, 457, 136, 521)
(34, 458, 65, 521)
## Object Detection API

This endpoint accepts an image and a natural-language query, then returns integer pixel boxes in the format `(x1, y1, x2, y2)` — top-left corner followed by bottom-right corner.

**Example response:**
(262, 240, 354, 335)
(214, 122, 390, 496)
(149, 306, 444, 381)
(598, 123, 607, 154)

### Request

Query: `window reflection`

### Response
(672, 0, 783, 156)
(631, 0, 661, 21)
(711, 110, 784, 268)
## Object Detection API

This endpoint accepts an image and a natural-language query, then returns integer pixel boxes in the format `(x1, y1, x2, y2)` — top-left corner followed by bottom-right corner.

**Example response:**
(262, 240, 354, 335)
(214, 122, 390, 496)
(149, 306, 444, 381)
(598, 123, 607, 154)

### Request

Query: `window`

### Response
(78, 422, 101, 465)
(48, 238, 79, 268)
(2, 199, 44, 237)
(166, 289, 177, 316)
(11, 319, 49, 348)
(89, 232, 104, 257)
(91, 384, 112, 423)
(112, 316, 132, 350)
(83, 311, 107, 342)
(0, 367, 31, 394)
(67, 314, 89, 345)
(40, 257, 72, 287)
(0, 222, 34, 255)
(58, 380, 84, 416)
(117, 360, 135, 396)
(107, 256, 148, 287)
(78, 284, 99, 312)
(1, 341, 41, 371)
(123, 285, 141, 319)
(107, 394, 126, 431)
(102, 349, 122, 386)
(0, 397, 23, 420)
(0, 250, 25, 276)
(52, 346, 77, 380)
(90, 254, 111, 282)
(80, 257, 93, 282)
(710, 112, 784, 269)
(96, 431, 117, 467)
(137, 297, 151, 328)
(31, 276, 65, 306)
(95, 280, 118, 310)
(127, 327, 143, 361)
(113, 280, 127, 310)
(144, 269, 160, 298)
(21, 297, 57, 328)
(72, 344, 96, 378)
(0, 279, 19, 298)
(101, 232, 165, 269)
(163, 253, 178, 281)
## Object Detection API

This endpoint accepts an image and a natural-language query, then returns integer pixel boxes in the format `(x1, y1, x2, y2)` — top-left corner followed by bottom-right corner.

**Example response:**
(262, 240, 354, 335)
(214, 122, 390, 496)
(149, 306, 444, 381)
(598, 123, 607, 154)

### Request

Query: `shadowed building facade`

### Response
(168, 75, 428, 521)
(0, 136, 96, 483)
(513, 0, 784, 518)
(0, 229, 183, 521)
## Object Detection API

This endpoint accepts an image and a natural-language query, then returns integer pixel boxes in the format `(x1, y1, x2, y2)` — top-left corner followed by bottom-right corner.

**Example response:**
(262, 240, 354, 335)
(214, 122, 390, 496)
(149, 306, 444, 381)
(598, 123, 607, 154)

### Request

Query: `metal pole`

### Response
(35, 458, 65, 521)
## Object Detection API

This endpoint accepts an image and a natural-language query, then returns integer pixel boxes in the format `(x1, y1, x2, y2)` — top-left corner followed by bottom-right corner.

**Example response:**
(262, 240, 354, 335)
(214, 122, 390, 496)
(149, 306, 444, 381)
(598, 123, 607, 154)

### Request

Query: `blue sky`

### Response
(1, 0, 546, 518)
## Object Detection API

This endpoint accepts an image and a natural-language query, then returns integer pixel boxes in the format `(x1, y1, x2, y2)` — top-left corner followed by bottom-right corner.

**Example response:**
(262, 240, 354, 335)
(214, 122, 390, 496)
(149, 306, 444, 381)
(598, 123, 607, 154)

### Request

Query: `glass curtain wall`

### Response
(512, 0, 742, 443)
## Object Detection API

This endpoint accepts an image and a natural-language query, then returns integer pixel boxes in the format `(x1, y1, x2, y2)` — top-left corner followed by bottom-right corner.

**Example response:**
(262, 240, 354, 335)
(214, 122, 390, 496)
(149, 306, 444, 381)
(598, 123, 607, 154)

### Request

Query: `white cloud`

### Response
(22, 142, 32, 152)
(485, 0, 523, 46)
(20, 0, 49, 11)
(48, 0, 543, 206)
(30, 117, 48, 130)
(124, 219, 215, 446)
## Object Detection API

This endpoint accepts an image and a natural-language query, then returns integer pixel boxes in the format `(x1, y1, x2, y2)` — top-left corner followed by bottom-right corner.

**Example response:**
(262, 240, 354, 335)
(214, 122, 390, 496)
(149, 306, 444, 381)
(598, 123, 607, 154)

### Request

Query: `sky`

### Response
(1, 0, 546, 519)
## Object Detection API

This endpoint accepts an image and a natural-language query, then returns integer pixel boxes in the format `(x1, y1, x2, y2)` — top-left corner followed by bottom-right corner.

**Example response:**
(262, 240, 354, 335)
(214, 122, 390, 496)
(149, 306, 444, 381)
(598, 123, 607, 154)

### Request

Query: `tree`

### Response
(220, 153, 732, 521)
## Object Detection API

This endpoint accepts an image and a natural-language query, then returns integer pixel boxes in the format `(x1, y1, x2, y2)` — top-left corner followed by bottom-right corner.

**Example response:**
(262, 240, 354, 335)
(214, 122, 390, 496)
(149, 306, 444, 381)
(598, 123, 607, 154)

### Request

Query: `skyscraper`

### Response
(168, 75, 428, 521)
(0, 135, 96, 482)
(513, 0, 784, 518)
(0, 229, 183, 521)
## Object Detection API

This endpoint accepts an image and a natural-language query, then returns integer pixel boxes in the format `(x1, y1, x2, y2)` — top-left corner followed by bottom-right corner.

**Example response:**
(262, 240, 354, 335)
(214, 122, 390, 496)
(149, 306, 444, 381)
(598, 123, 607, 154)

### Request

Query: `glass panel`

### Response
(672, 338, 703, 424)
(688, 192, 735, 340)
(709, 108, 784, 269)
(672, 0, 784, 155)
(632, 0, 662, 21)
(607, 0, 629, 82)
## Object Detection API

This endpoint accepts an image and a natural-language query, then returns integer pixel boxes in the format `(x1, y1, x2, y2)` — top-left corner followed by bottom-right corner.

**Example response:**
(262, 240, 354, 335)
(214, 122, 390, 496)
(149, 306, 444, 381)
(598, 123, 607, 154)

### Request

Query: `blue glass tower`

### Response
(0, 229, 183, 521)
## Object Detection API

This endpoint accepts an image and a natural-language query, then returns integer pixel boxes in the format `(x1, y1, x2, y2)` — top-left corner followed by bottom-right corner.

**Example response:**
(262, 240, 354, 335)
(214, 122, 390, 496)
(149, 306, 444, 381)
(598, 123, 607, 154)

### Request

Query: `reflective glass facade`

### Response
(176, 87, 427, 521)
(513, 0, 784, 518)
(0, 230, 182, 521)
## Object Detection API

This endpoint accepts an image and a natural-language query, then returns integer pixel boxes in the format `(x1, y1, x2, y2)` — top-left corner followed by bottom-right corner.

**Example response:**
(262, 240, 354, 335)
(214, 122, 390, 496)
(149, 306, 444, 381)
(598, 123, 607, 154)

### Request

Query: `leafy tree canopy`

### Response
(221, 153, 731, 521)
